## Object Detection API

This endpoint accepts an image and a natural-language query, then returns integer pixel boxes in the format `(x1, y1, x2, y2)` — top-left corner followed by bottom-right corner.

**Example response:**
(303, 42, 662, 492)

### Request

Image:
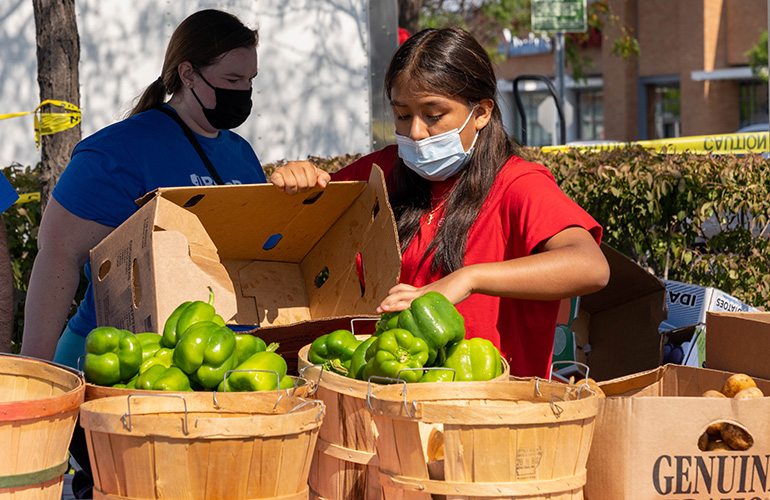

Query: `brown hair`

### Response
(129, 9, 258, 116)
(385, 27, 518, 276)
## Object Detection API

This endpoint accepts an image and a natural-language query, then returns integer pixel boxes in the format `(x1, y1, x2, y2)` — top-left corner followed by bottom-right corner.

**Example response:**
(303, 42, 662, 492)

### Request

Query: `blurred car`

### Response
(736, 123, 769, 133)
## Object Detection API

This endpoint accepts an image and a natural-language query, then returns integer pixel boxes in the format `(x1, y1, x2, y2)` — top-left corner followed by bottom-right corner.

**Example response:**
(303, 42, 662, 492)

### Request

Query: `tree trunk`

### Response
(32, 0, 81, 211)
(398, 0, 423, 35)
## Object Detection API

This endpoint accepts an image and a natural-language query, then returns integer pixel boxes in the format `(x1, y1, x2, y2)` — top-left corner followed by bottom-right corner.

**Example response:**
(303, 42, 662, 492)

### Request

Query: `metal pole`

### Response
(554, 31, 566, 144)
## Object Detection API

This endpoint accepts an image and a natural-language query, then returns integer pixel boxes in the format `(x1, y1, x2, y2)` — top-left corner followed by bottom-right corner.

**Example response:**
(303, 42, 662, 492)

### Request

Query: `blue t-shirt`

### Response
(0, 175, 19, 212)
(52, 106, 267, 337)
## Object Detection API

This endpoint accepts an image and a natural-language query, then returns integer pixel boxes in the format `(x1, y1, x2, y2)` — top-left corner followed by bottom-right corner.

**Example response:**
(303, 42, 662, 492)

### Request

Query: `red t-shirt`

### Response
(332, 145, 602, 377)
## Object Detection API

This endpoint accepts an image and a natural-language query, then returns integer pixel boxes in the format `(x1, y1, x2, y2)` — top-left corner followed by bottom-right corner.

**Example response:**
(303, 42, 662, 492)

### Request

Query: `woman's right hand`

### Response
(270, 161, 330, 195)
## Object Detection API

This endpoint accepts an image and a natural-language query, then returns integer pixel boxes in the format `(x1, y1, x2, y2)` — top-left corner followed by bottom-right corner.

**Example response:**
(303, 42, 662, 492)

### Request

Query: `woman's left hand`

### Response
(376, 270, 472, 314)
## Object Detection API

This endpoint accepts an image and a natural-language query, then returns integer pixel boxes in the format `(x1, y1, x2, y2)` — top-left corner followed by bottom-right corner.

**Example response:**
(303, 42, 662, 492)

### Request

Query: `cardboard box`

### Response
(586, 364, 770, 500)
(569, 244, 668, 381)
(662, 323, 706, 368)
(660, 279, 758, 332)
(706, 311, 770, 380)
(90, 166, 401, 369)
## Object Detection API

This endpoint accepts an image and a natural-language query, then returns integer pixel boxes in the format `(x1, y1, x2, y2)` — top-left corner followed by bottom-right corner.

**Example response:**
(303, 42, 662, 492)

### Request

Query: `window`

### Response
(649, 85, 681, 139)
(738, 81, 769, 129)
(577, 89, 604, 141)
(512, 91, 554, 147)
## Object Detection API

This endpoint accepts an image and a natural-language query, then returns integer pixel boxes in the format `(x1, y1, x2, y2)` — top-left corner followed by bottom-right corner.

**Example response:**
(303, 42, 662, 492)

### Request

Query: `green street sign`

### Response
(532, 0, 587, 33)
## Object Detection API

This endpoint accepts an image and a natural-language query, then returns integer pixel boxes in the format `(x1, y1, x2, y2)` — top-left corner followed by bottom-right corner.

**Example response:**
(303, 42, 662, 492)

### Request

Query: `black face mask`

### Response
(190, 71, 252, 130)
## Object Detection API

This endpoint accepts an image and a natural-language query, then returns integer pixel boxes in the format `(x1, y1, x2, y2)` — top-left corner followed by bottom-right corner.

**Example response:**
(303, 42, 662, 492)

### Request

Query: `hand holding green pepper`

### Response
(397, 291, 465, 366)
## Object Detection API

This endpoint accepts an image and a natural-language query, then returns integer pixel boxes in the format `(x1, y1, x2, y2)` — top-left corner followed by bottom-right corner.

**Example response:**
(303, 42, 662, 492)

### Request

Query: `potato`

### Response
(698, 431, 710, 451)
(707, 440, 733, 451)
(706, 422, 723, 436)
(734, 386, 764, 399)
(701, 389, 727, 398)
(721, 422, 754, 451)
(721, 373, 758, 398)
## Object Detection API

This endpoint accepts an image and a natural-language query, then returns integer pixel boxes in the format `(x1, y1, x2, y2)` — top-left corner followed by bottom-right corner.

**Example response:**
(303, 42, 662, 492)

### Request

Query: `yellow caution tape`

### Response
(15, 192, 40, 205)
(542, 132, 769, 155)
(0, 100, 81, 148)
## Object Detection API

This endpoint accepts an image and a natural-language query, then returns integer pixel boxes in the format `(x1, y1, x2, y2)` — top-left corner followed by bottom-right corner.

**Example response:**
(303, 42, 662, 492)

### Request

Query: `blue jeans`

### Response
(53, 324, 86, 370)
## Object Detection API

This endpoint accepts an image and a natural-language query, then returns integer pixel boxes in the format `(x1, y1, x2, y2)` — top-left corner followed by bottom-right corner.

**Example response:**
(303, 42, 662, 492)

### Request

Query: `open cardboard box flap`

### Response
(572, 244, 668, 381)
(706, 311, 770, 380)
(91, 165, 401, 354)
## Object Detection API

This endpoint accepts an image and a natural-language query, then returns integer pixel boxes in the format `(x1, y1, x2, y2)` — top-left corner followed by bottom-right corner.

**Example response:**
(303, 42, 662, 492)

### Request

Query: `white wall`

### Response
(0, 0, 373, 168)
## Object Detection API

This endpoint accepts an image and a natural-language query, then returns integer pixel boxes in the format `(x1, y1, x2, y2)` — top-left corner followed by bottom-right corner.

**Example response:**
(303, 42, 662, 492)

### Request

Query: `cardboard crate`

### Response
(706, 311, 770, 380)
(660, 279, 757, 332)
(90, 166, 401, 369)
(568, 244, 668, 381)
(586, 364, 770, 500)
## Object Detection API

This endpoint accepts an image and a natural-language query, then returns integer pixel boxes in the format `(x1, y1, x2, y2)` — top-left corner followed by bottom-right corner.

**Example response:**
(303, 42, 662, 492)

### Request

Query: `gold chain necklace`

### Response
(426, 199, 447, 225)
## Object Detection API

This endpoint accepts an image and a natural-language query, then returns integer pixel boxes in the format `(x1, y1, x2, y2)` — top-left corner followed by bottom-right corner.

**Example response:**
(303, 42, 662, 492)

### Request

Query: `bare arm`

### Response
(378, 227, 610, 313)
(20, 198, 114, 360)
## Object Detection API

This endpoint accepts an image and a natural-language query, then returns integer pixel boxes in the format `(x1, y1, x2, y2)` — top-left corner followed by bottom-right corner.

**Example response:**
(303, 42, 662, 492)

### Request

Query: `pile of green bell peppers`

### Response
(82, 290, 289, 392)
(343, 292, 503, 383)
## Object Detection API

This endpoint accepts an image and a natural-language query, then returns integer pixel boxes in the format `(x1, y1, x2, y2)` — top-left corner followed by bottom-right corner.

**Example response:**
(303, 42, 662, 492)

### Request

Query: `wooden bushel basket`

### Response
(79, 391, 325, 500)
(297, 337, 510, 500)
(0, 354, 85, 500)
(366, 378, 598, 500)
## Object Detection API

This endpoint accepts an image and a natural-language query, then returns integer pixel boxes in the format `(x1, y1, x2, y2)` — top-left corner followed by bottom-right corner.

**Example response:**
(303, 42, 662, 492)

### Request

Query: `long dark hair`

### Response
(386, 27, 517, 276)
(129, 9, 258, 116)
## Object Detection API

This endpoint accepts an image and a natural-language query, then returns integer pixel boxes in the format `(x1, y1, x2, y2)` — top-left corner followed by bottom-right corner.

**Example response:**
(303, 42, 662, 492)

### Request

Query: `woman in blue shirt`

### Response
(21, 9, 266, 367)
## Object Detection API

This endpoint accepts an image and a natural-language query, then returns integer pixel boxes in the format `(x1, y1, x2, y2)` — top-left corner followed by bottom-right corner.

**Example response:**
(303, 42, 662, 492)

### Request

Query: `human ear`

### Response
(474, 98, 494, 130)
(178, 61, 196, 88)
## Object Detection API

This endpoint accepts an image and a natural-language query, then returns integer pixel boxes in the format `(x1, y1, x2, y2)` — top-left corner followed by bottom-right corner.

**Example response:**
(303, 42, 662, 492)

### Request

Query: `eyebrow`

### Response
(390, 99, 447, 107)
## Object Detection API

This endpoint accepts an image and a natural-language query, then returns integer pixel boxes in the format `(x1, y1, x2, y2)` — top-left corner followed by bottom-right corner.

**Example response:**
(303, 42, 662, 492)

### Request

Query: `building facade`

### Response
(495, 0, 769, 147)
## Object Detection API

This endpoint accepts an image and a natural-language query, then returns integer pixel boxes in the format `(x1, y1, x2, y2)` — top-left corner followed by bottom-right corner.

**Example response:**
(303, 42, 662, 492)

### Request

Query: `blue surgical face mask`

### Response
(396, 108, 479, 181)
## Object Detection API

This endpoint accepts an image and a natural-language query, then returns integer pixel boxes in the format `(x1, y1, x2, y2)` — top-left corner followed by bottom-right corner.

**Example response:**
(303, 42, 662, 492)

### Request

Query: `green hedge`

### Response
(519, 146, 769, 309)
(4, 148, 767, 350)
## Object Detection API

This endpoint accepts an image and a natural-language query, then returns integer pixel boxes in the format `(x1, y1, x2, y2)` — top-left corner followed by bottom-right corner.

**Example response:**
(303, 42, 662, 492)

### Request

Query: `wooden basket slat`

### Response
(191, 441, 213, 499)
(155, 438, 196, 499)
(116, 434, 152, 498)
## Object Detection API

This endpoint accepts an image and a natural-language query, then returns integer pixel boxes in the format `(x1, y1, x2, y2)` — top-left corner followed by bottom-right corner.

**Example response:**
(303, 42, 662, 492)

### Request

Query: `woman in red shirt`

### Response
(271, 27, 609, 377)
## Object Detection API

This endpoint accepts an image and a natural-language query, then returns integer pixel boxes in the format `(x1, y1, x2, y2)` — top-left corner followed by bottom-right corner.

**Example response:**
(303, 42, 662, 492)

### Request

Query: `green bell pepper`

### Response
(419, 338, 503, 383)
(136, 364, 192, 391)
(135, 332, 162, 361)
(172, 321, 238, 389)
(233, 334, 278, 365)
(161, 287, 226, 348)
(218, 351, 292, 392)
(138, 347, 174, 374)
(112, 373, 138, 389)
(373, 312, 399, 335)
(348, 335, 377, 380)
(308, 329, 361, 376)
(362, 328, 429, 384)
(398, 291, 465, 366)
(83, 326, 143, 386)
